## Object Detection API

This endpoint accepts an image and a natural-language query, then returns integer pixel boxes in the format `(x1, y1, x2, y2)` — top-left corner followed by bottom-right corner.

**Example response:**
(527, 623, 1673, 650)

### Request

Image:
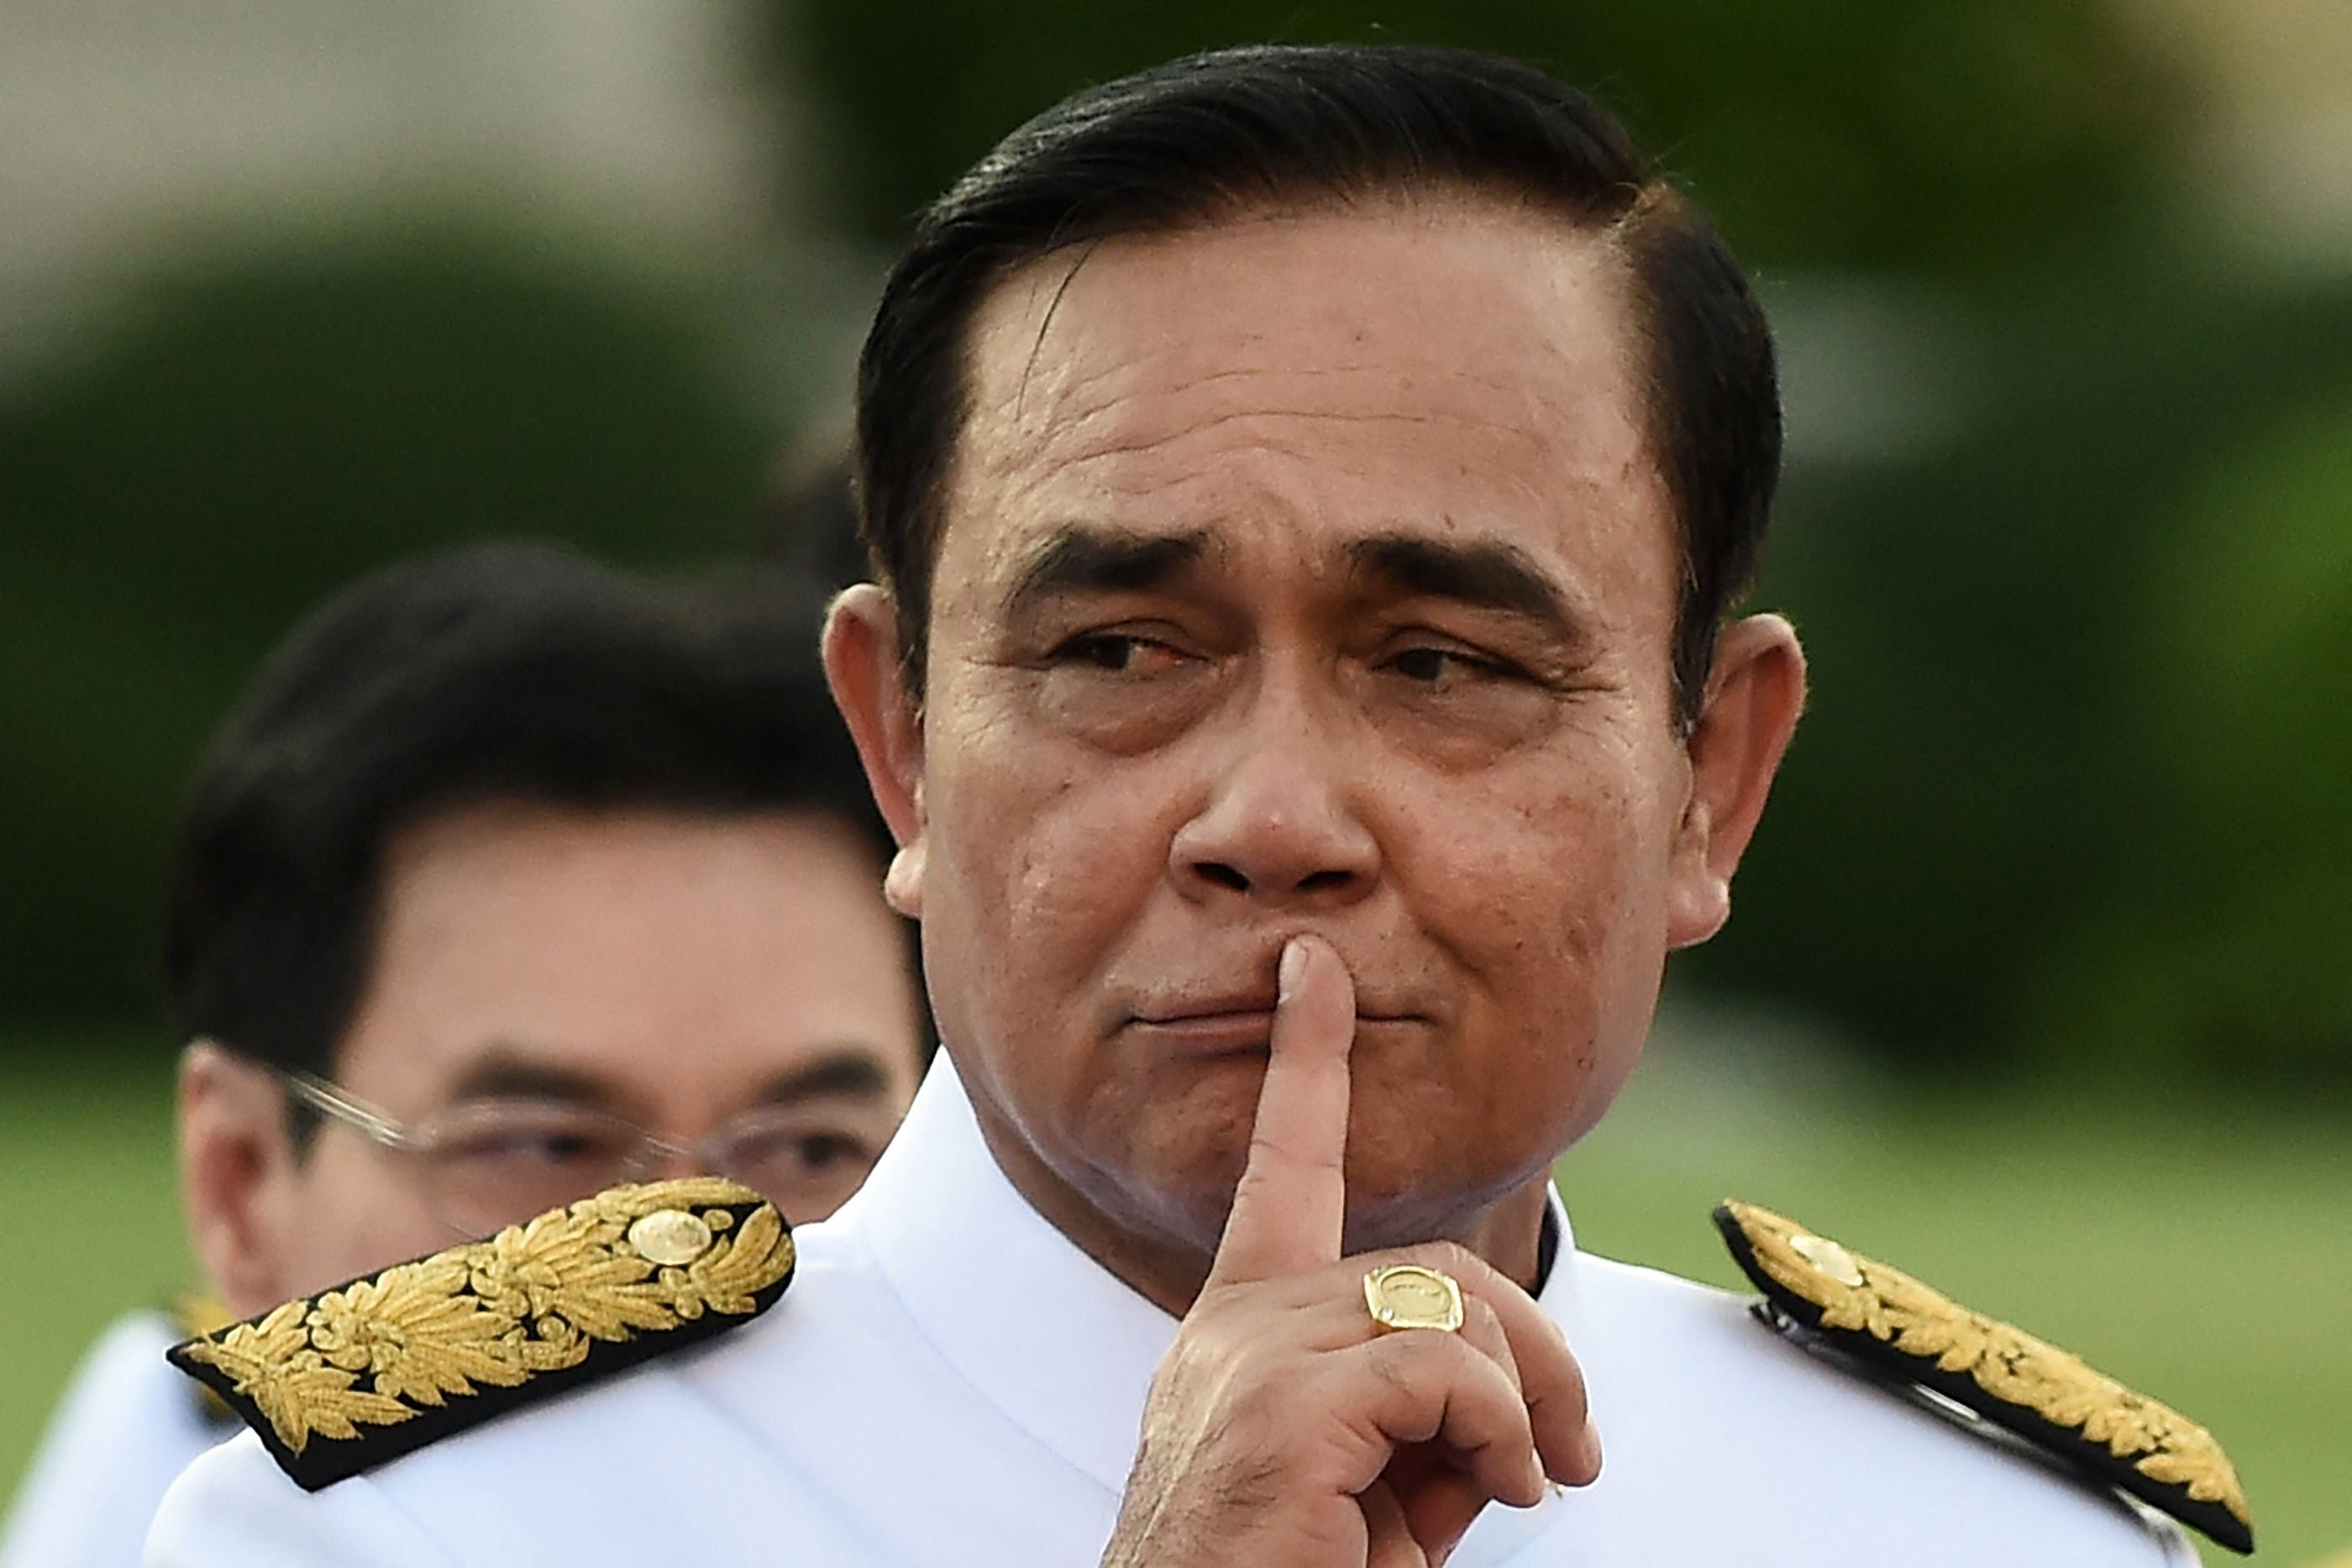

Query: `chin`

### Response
(1092, 1102, 1261, 1252)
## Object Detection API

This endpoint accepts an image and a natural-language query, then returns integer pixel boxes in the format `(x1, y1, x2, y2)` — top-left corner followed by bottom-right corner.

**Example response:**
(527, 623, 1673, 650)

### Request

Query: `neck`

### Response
(969, 1099, 1556, 1317)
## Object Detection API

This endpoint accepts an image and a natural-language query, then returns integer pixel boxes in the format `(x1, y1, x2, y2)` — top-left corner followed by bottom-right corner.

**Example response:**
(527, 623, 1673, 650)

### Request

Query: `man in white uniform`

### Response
(145, 44, 2242, 1566)
(2, 547, 927, 1568)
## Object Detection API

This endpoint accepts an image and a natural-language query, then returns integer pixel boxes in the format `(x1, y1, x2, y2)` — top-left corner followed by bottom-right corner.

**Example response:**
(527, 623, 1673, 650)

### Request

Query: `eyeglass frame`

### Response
(269, 1065, 874, 1235)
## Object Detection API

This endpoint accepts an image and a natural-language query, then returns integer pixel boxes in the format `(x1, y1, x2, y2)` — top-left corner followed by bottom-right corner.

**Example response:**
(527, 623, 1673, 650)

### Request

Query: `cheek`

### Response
(921, 716, 1182, 1024)
(940, 674, 1179, 908)
(287, 1146, 449, 1293)
(1411, 747, 1680, 1034)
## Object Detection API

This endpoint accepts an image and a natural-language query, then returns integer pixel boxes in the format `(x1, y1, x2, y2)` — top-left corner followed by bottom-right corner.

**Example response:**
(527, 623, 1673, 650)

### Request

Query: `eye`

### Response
(720, 1125, 883, 1198)
(1052, 631, 1192, 675)
(790, 1134, 866, 1172)
(440, 1118, 634, 1172)
(1381, 642, 1525, 687)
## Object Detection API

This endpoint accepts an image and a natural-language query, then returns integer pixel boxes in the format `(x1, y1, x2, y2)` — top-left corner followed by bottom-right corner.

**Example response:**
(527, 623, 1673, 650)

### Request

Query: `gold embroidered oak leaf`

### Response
(1719, 1201, 2253, 1534)
(462, 1180, 784, 1349)
(307, 1256, 535, 1407)
(2141, 1434, 2245, 1507)
(583, 1176, 753, 1229)
(470, 1210, 658, 1335)
(470, 1204, 675, 1345)
(179, 1178, 790, 1471)
(180, 1300, 417, 1455)
(665, 1203, 795, 1318)
(1872, 1267, 1995, 1374)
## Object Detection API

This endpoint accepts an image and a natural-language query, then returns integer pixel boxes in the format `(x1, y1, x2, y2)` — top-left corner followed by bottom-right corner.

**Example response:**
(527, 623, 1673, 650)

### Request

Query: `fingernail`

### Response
(1575, 1423, 1604, 1482)
(1278, 938, 1307, 1003)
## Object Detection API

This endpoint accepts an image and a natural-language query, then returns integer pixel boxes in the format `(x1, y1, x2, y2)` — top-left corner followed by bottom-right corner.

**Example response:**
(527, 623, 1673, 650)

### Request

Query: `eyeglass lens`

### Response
(415, 1099, 892, 1235)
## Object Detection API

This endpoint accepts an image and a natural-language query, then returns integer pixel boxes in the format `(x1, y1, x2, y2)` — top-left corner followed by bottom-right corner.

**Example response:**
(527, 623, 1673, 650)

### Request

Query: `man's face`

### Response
(193, 805, 924, 1312)
(862, 197, 1761, 1266)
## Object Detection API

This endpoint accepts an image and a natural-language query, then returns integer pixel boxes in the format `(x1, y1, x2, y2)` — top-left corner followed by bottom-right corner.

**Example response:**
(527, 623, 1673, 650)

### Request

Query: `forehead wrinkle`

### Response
(1025, 366, 1581, 489)
(1011, 241, 1109, 432)
(956, 207, 1674, 631)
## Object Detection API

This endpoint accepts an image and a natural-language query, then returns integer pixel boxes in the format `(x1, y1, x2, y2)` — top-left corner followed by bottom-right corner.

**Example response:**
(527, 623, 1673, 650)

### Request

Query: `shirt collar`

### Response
(841, 1051, 1587, 1525)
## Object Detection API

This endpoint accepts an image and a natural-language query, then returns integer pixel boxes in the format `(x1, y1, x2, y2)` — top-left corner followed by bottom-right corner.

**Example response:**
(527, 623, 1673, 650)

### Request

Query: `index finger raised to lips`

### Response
(1205, 935, 1357, 1287)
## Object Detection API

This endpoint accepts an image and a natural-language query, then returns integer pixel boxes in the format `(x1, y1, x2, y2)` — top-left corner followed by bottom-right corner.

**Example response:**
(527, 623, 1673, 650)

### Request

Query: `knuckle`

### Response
(1386, 1238, 1479, 1277)
(1427, 1239, 1479, 1275)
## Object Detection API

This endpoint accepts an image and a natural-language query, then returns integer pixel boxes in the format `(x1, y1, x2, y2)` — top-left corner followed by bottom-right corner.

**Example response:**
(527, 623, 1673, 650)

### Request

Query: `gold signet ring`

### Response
(1363, 1263, 1466, 1333)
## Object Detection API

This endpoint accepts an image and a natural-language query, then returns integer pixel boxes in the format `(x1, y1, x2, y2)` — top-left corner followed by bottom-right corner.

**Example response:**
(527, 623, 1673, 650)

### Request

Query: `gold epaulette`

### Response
(170, 1177, 795, 1491)
(168, 1294, 238, 1427)
(1714, 1199, 2252, 1556)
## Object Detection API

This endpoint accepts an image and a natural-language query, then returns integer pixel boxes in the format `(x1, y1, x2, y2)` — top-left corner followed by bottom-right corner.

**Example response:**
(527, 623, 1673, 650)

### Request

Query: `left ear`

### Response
(822, 585, 929, 919)
(1665, 613, 1806, 949)
(179, 1038, 307, 1318)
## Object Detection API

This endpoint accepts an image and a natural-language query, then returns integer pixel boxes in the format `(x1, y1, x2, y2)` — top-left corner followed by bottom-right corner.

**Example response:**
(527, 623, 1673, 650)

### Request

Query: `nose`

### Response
(1168, 687, 1380, 908)
(638, 1136, 704, 1183)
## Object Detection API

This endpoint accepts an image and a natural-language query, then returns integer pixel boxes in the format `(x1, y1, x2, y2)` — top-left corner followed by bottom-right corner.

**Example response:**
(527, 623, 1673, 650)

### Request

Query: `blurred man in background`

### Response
(0, 544, 927, 1568)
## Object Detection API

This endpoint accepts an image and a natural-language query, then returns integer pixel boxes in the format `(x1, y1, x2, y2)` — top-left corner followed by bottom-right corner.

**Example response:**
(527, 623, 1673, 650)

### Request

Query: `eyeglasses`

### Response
(276, 1068, 891, 1236)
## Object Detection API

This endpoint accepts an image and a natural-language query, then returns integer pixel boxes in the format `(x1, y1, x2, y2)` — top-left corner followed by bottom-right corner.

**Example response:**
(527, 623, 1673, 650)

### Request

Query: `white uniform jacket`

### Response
(4, 1313, 227, 1568)
(146, 1057, 2196, 1566)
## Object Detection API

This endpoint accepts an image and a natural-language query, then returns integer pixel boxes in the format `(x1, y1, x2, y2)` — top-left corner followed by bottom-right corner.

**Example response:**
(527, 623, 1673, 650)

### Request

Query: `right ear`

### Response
(823, 585, 929, 918)
(178, 1040, 303, 1318)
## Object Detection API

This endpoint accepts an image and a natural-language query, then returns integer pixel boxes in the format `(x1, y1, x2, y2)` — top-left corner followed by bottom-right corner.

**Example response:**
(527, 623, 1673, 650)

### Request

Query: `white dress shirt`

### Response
(4, 1313, 228, 1568)
(145, 1055, 2196, 1566)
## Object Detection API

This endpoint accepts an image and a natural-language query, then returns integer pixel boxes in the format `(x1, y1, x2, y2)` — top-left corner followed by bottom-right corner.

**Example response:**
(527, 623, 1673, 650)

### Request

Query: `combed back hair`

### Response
(167, 543, 902, 1091)
(855, 42, 1780, 727)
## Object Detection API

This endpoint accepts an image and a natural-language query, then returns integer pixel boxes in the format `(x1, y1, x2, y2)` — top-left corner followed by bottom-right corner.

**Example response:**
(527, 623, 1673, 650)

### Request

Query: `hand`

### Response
(1101, 936, 1600, 1568)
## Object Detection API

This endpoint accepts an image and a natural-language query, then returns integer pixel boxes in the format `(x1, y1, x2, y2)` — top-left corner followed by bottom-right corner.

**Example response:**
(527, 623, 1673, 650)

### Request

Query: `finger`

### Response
(1336, 1331, 1546, 1510)
(1381, 1243, 1599, 1488)
(1360, 1481, 1429, 1568)
(1292, 1284, 1523, 1397)
(1257, 1240, 1597, 1485)
(1396, 1466, 1488, 1568)
(1205, 935, 1357, 1286)
(1435, 1286, 1518, 1386)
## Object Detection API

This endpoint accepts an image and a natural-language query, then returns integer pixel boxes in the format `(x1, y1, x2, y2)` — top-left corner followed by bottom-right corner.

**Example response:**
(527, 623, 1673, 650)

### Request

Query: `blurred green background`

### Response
(2, 1, 2345, 1560)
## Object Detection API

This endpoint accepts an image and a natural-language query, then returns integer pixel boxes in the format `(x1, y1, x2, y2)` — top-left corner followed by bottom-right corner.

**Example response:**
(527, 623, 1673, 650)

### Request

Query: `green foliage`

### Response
(1683, 261, 2352, 1083)
(2025, 391, 2352, 1083)
(0, 223, 785, 1026)
(767, 0, 2190, 271)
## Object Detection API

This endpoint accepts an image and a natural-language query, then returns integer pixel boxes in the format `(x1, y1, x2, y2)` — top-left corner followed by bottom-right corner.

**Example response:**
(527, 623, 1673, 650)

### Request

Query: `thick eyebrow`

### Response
(1004, 524, 1212, 620)
(440, 1044, 897, 1114)
(443, 1051, 621, 1108)
(745, 1048, 897, 1107)
(1341, 534, 1582, 637)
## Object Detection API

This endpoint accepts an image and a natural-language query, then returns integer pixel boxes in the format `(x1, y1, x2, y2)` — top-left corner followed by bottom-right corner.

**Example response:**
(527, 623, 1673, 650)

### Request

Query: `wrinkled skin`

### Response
(826, 194, 1804, 1565)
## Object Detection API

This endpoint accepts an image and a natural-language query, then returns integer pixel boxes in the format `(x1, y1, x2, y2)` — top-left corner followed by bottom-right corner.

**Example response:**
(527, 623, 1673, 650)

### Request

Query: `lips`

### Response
(1126, 1008, 1281, 1053)
(1125, 985, 1428, 1054)
(1134, 983, 1279, 1025)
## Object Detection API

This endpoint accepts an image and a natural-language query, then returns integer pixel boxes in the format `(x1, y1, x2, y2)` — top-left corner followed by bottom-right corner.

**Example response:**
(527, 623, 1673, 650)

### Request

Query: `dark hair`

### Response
(167, 543, 903, 1087)
(755, 445, 871, 590)
(855, 43, 1779, 726)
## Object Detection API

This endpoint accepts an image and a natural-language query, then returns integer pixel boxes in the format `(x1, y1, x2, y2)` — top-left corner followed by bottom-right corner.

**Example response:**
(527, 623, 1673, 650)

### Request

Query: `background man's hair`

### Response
(166, 542, 898, 1091)
(856, 41, 1780, 727)
(756, 444, 871, 590)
